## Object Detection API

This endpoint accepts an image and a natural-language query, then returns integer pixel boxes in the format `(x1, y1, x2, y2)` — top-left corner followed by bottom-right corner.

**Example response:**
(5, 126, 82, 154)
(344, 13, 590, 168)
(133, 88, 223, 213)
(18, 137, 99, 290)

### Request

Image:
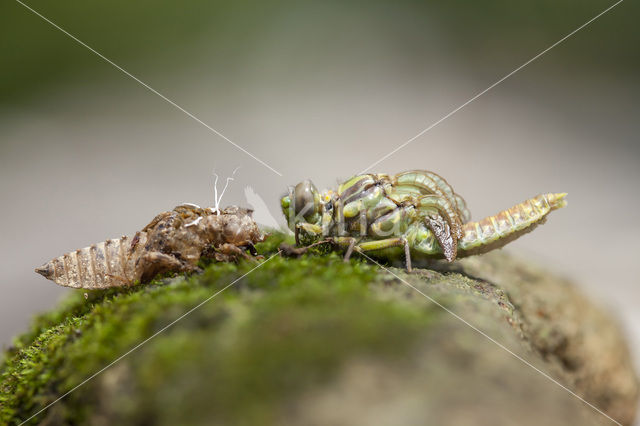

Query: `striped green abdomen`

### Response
(457, 193, 567, 256)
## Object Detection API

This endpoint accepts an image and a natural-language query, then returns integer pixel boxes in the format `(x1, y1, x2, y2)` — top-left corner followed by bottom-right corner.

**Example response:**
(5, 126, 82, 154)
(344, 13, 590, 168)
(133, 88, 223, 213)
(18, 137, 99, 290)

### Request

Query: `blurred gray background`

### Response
(1, 0, 638, 380)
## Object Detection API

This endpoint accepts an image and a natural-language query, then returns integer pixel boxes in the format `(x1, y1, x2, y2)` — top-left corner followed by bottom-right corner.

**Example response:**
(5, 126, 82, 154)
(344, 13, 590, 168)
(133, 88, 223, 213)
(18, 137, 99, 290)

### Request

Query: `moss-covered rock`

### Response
(0, 235, 637, 425)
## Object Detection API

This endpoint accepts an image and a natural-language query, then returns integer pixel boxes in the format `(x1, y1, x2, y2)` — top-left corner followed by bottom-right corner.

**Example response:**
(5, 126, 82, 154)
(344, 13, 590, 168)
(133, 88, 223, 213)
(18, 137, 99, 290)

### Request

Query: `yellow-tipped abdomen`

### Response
(457, 193, 567, 257)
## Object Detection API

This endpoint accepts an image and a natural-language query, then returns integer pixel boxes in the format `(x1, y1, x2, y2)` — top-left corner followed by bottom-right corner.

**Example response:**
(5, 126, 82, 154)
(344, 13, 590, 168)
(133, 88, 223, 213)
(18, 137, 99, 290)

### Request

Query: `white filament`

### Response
(212, 167, 240, 215)
(184, 216, 203, 227)
(180, 202, 202, 209)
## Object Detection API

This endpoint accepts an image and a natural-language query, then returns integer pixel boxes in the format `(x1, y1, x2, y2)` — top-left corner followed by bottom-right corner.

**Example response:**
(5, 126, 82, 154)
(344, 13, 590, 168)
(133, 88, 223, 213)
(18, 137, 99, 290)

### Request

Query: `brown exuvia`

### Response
(35, 204, 265, 289)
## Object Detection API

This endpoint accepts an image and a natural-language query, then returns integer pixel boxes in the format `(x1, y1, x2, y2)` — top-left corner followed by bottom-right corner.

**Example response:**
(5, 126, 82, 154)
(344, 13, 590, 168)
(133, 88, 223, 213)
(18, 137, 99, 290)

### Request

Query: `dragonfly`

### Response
(281, 170, 567, 271)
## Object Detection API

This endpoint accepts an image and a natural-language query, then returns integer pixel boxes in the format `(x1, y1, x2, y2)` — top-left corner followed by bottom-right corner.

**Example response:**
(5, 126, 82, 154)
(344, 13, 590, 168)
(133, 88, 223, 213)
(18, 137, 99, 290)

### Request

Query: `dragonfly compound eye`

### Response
(293, 180, 320, 221)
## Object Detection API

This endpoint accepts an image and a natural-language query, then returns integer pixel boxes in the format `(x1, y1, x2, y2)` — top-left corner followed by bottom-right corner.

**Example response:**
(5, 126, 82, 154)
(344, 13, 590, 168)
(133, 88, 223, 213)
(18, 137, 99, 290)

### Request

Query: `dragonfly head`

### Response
(281, 179, 322, 230)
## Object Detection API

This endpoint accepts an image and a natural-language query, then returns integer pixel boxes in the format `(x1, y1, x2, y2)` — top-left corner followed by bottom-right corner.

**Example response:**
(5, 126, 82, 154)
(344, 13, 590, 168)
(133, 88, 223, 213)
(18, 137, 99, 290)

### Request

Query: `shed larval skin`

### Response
(35, 205, 264, 289)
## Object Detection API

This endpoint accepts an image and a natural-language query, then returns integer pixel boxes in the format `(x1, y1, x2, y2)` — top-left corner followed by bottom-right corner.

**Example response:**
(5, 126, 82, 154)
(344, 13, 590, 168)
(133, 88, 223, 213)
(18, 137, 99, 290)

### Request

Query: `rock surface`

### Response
(1, 238, 637, 425)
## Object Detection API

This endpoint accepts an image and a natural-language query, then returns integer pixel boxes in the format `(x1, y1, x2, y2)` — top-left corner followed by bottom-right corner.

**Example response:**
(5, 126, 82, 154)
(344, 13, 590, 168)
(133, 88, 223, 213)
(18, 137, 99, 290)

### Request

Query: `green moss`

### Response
(0, 235, 438, 425)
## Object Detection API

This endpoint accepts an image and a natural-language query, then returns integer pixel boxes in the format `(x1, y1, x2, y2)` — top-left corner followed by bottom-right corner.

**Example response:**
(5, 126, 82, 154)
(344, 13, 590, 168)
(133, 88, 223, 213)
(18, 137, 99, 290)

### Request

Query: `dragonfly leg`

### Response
(333, 237, 412, 271)
(137, 251, 191, 283)
(343, 237, 358, 262)
(280, 238, 332, 257)
(404, 238, 412, 272)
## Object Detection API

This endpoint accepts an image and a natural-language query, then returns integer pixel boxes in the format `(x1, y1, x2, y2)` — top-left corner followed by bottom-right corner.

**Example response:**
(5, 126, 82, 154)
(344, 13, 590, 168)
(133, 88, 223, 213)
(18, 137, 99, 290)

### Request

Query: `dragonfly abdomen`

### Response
(458, 193, 567, 257)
